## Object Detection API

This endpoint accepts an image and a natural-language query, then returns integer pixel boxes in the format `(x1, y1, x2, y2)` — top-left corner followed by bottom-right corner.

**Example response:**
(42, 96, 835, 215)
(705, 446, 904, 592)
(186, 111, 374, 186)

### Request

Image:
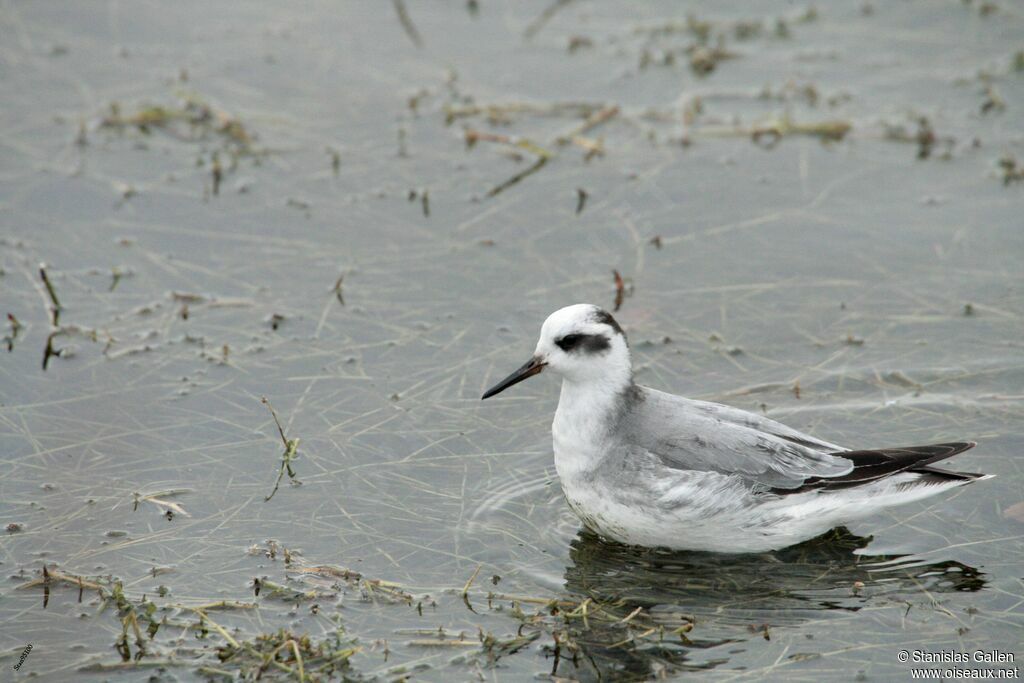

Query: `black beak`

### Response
(481, 356, 546, 399)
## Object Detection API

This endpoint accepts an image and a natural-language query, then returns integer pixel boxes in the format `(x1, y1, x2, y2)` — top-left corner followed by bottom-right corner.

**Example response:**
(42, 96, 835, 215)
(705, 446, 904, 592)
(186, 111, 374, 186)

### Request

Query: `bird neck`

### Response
(555, 369, 634, 441)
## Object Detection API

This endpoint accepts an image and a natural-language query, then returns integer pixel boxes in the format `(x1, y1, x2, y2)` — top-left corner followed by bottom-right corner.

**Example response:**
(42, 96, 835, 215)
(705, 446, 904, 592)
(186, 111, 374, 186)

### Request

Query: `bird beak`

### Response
(481, 356, 546, 399)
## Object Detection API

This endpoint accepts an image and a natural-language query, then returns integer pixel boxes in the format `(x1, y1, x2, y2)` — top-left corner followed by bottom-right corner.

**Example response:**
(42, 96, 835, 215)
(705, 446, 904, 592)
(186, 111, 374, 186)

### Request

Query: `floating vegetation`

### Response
(211, 627, 361, 681)
(36, 264, 103, 370)
(18, 565, 358, 679)
(998, 155, 1024, 185)
(883, 116, 955, 159)
(261, 397, 302, 502)
(980, 83, 1006, 114)
(755, 116, 850, 144)
(99, 94, 255, 153)
(16, 562, 359, 680)
(4, 3, 1021, 681)
(133, 489, 191, 518)
(96, 93, 261, 197)
(3, 312, 21, 352)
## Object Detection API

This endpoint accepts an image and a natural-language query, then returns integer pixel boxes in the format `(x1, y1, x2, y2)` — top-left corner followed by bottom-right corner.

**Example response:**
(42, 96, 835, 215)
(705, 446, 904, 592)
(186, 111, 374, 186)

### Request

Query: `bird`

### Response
(481, 303, 991, 553)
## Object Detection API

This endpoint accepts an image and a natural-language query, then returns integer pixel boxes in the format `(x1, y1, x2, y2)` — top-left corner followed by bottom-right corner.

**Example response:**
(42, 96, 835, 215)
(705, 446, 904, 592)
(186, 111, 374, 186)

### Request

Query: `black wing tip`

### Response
(920, 441, 977, 464)
(938, 440, 976, 450)
(776, 440, 984, 494)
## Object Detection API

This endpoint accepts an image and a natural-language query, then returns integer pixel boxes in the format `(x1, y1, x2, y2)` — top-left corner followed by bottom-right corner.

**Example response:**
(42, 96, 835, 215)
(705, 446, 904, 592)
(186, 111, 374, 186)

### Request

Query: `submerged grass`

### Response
(16, 558, 363, 680)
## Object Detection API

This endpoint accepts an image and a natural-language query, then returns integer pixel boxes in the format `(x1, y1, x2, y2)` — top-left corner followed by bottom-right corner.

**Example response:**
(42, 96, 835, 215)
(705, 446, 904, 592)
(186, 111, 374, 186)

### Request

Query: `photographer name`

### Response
(913, 650, 1015, 664)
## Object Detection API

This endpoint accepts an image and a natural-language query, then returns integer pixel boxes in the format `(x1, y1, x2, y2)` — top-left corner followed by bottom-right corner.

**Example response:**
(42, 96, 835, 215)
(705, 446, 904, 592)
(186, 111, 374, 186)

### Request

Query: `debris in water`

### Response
(333, 274, 345, 305)
(266, 313, 285, 331)
(133, 490, 191, 517)
(998, 156, 1024, 185)
(4, 313, 21, 352)
(980, 84, 1005, 114)
(39, 264, 62, 326)
(261, 396, 302, 502)
(575, 187, 588, 215)
(210, 152, 222, 195)
(392, 0, 424, 48)
(524, 0, 575, 40)
(613, 270, 626, 312)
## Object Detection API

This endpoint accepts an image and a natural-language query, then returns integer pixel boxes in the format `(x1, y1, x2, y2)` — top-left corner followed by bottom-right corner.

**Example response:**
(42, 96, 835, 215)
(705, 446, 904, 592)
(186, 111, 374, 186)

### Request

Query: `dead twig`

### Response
(487, 157, 548, 198)
(555, 105, 619, 145)
(392, 0, 423, 48)
(524, 0, 575, 40)
(333, 274, 345, 305)
(39, 264, 62, 326)
(261, 397, 301, 502)
(613, 270, 626, 312)
(133, 490, 192, 517)
(465, 129, 554, 159)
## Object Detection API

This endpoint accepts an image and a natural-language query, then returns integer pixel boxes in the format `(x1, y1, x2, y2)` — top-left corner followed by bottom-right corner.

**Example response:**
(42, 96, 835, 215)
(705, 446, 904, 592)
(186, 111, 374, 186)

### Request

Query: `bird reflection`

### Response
(551, 527, 984, 681)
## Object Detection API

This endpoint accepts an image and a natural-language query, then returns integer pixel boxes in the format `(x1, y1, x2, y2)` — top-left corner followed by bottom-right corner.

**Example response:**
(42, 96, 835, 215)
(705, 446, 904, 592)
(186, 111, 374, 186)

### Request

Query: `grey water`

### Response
(1, 1, 1022, 680)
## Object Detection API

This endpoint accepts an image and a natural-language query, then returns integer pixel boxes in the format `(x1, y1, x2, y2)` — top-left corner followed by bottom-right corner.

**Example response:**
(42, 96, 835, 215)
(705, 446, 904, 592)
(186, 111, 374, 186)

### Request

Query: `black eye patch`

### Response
(555, 333, 611, 354)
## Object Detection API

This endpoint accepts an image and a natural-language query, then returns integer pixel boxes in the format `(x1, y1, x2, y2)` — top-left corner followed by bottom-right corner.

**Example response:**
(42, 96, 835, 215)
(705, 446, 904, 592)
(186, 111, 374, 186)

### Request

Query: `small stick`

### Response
(39, 264, 62, 326)
(392, 0, 423, 48)
(465, 129, 554, 159)
(461, 564, 483, 597)
(288, 639, 306, 682)
(6, 313, 22, 351)
(42, 331, 62, 371)
(556, 105, 619, 144)
(524, 0, 574, 39)
(617, 606, 643, 625)
(262, 396, 289, 449)
(261, 397, 301, 502)
(408, 639, 479, 648)
(18, 568, 105, 593)
(333, 274, 344, 305)
(575, 188, 588, 215)
(167, 600, 256, 611)
(486, 157, 547, 198)
(613, 270, 625, 312)
(211, 152, 222, 196)
(191, 609, 239, 649)
(42, 565, 50, 609)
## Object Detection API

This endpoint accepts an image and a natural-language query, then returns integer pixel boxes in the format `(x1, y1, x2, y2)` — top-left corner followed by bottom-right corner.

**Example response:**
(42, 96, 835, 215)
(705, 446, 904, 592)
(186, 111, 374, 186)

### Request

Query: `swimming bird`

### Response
(481, 304, 990, 553)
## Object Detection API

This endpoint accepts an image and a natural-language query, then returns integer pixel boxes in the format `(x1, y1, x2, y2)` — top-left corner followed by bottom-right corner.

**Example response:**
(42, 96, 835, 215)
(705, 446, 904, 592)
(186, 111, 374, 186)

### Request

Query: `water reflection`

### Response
(554, 528, 985, 681)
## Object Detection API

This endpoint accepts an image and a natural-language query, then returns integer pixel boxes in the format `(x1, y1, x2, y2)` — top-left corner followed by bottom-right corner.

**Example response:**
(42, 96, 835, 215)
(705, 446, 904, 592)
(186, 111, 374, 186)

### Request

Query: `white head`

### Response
(481, 304, 632, 399)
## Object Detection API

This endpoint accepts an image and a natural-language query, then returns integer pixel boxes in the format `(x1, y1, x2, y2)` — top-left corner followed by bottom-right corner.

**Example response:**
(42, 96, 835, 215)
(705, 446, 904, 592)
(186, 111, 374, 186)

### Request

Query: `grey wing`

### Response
(623, 387, 853, 489)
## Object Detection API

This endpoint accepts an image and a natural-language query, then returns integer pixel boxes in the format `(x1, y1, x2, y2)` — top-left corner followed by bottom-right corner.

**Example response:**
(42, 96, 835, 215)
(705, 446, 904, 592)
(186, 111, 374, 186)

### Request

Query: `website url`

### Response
(911, 667, 1020, 680)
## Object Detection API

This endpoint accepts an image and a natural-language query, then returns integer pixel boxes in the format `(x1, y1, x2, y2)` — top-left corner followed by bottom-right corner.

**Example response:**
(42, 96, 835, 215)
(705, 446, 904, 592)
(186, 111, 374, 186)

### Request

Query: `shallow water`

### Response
(1, 1, 1022, 680)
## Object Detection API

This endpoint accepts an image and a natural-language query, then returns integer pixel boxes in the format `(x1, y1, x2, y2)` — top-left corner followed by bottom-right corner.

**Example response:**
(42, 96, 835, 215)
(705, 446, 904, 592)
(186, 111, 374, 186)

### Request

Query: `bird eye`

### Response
(556, 334, 583, 351)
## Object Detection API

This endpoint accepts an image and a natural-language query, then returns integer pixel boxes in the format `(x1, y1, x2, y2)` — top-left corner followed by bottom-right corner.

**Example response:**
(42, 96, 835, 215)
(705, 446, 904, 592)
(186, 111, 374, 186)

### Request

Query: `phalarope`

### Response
(482, 304, 990, 552)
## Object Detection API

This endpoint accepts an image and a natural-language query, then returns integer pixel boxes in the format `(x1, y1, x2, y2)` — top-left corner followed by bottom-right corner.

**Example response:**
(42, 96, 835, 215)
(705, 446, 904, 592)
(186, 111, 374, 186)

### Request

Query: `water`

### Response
(1, 1, 1022, 680)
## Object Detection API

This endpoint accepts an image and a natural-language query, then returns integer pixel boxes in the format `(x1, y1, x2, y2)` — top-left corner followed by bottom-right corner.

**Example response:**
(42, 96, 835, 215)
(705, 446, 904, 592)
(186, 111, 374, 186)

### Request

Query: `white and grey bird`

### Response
(481, 304, 991, 553)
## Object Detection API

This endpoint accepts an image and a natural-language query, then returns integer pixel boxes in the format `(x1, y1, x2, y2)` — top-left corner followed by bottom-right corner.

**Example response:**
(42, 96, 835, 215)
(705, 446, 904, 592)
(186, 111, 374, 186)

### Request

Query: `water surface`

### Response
(1, 1, 1022, 680)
